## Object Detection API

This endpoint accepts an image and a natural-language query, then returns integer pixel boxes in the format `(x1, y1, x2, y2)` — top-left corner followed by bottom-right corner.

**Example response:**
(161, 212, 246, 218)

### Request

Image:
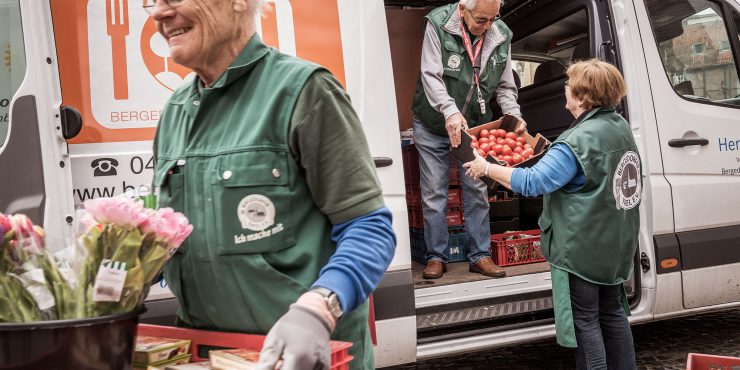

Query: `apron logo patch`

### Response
(613, 151, 641, 210)
(447, 54, 461, 70)
(235, 194, 283, 244)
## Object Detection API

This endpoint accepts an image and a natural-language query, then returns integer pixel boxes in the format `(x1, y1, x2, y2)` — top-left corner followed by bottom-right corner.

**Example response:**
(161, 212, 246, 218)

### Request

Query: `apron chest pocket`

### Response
(211, 151, 296, 255)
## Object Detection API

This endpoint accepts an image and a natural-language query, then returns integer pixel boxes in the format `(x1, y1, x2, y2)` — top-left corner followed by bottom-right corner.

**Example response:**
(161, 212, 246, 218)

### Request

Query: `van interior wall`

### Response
(386, 7, 430, 131)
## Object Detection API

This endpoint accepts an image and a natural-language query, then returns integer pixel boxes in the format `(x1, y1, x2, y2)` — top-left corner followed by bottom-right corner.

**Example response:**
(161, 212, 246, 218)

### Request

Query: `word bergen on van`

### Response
(2, 0, 740, 367)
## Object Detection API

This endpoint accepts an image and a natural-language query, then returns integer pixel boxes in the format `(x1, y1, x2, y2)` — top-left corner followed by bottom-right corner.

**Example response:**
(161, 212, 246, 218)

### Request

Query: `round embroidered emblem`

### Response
(448, 54, 462, 69)
(613, 151, 641, 210)
(237, 194, 276, 231)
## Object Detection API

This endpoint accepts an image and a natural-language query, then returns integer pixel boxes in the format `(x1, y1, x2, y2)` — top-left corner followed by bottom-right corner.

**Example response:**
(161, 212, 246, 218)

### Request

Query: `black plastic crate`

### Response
(490, 217, 520, 234)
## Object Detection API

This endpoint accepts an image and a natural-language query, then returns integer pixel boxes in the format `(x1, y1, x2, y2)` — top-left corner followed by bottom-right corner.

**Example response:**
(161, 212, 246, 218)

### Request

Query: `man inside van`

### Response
(412, 0, 526, 279)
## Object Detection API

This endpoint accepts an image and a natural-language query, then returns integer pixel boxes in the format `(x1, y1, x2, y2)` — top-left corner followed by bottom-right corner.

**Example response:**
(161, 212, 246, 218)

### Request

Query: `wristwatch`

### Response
(311, 287, 344, 321)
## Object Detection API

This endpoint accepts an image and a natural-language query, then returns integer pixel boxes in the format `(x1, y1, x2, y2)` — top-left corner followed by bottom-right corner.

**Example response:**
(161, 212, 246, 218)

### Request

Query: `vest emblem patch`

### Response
(237, 194, 276, 231)
(447, 54, 462, 70)
(613, 151, 641, 210)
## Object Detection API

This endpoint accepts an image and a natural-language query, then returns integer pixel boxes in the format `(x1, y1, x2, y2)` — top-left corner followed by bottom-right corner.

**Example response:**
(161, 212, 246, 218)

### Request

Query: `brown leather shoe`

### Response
(423, 260, 447, 279)
(469, 257, 506, 277)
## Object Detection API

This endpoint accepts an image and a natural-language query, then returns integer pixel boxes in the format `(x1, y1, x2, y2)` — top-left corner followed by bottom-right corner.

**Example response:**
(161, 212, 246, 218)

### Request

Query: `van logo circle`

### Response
(613, 151, 641, 210)
(448, 54, 462, 69)
(237, 195, 276, 231)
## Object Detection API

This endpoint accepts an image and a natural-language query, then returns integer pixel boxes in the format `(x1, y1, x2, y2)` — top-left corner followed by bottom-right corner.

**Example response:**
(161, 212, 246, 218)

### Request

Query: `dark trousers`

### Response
(569, 274, 637, 370)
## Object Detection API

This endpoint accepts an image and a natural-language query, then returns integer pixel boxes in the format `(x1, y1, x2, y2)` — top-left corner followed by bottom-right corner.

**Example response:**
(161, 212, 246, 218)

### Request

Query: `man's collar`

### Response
(171, 34, 270, 104)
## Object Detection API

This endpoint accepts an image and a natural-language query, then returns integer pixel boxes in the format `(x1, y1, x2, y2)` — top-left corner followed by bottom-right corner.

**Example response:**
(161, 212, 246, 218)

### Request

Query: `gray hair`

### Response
(459, 0, 503, 10)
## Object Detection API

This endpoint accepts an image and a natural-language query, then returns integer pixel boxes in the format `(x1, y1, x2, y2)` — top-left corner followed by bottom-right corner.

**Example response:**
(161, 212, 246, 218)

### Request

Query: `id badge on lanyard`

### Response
(458, 5, 486, 115)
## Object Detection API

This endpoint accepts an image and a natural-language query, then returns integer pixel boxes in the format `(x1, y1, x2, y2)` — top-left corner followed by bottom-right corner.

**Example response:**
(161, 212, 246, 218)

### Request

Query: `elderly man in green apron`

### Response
(463, 59, 641, 370)
(145, 1, 396, 369)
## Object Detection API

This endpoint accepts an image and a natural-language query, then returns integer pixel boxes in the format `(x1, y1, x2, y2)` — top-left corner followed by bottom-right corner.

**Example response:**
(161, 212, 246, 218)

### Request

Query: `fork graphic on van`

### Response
(106, 0, 129, 100)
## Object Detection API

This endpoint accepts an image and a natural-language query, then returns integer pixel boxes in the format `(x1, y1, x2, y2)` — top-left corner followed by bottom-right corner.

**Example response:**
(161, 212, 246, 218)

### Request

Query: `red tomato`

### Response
(502, 146, 513, 156)
(501, 155, 513, 165)
(507, 141, 518, 150)
(480, 129, 490, 138)
(497, 129, 507, 138)
(496, 138, 505, 145)
(516, 137, 526, 144)
(471, 142, 479, 149)
(524, 143, 532, 149)
(522, 152, 532, 160)
(479, 137, 490, 144)
(480, 143, 491, 152)
(493, 144, 504, 155)
(487, 150, 497, 158)
(513, 146, 523, 154)
(511, 154, 523, 164)
(477, 149, 487, 157)
(505, 132, 518, 140)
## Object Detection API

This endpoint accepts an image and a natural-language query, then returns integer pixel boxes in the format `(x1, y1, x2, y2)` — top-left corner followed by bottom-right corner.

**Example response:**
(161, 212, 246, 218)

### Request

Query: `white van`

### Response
(1, 0, 739, 367)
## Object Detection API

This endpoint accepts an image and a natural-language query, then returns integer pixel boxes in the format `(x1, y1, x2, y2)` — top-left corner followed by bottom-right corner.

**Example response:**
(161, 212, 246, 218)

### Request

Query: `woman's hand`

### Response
(463, 149, 491, 179)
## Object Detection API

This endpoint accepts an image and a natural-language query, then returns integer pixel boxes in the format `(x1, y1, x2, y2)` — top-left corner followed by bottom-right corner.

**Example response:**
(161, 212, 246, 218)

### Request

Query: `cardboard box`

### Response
(133, 354, 191, 370)
(134, 336, 192, 366)
(453, 114, 551, 188)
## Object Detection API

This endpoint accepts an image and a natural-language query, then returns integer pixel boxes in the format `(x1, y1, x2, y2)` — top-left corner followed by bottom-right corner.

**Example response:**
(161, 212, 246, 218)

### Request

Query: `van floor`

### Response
(411, 260, 550, 289)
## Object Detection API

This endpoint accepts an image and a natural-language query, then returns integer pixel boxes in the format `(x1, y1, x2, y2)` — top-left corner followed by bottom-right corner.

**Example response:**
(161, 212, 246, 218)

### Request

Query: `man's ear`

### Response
(232, 0, 248, 12)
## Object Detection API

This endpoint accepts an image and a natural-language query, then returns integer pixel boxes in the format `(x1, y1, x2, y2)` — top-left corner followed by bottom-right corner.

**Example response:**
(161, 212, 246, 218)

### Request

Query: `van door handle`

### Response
(373, 157, 393, 168)
(668, 138, 709, 148)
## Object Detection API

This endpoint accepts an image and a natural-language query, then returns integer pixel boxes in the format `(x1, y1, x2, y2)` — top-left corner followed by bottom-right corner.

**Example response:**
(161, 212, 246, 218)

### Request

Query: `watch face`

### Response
(327, 295, 343, 318)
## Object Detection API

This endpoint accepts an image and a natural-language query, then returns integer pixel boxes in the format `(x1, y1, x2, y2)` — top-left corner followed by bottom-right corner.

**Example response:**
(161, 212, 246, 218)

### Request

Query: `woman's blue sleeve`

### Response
(510, 143, 584, 197)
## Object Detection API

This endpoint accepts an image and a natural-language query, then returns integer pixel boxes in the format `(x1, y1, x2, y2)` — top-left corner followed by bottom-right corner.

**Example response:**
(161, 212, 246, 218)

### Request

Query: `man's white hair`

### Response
(459, 0, 503, 10)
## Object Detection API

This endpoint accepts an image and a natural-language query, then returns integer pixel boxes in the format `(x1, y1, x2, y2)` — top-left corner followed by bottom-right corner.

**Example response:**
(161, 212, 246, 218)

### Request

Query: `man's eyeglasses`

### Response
(142, 0, 185, 14)
(467, 9, 501, 25)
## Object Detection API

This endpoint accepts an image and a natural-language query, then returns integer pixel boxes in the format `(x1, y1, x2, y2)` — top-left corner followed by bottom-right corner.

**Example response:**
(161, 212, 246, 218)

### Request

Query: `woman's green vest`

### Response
(412, 3, 512, 135)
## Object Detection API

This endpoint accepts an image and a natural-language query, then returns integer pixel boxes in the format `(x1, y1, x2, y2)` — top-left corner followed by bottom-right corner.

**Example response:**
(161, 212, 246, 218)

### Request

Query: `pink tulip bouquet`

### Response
(75, 196, 192, 317)
(0, 213, 74, 322)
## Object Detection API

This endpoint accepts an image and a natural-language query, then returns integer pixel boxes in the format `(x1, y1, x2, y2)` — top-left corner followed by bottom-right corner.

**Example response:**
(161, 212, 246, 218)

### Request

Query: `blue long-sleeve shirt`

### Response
(510, 143, 585, 196)
(311, 207, 396, 312)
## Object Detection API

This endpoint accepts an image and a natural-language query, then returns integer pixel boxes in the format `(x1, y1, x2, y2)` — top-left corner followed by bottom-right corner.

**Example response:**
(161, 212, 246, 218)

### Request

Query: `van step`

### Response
(416, 296, 553, 332)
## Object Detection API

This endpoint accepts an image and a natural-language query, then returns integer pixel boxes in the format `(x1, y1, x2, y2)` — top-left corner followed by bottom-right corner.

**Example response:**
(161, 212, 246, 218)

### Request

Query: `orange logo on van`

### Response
(51, 0, 345, 144)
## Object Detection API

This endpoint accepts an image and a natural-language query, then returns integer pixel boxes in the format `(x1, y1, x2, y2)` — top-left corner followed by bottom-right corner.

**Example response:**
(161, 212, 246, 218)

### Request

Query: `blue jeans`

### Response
(569, 274, 637, 370)
(413, 117, 491, 264)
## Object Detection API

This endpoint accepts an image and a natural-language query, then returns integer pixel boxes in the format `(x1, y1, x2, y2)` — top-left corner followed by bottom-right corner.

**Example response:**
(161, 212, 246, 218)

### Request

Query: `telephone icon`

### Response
(92, 158, 119, 177)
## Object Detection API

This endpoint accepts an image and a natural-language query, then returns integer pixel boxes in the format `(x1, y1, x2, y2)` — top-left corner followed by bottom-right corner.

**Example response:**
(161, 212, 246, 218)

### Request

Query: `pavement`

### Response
(387, 307, 740, 369)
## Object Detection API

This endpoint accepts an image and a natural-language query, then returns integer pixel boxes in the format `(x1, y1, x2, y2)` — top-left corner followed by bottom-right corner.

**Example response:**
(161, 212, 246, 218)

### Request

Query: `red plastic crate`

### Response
(137, 324, 353, 370)
(446, 207, 463, 226)
(686, 353, 740, 369)
(448, 187, 462, 207)
(490, 230, 545, 267)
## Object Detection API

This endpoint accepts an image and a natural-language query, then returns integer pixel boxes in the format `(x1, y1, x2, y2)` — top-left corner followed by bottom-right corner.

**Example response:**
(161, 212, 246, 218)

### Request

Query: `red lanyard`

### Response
(457, 5, 484, 87)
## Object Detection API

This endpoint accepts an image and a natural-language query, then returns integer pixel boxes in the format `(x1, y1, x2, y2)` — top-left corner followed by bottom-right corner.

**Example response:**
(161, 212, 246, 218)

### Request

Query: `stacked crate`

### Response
(488, 190, 520, 234)
(402, 144, 466, 263)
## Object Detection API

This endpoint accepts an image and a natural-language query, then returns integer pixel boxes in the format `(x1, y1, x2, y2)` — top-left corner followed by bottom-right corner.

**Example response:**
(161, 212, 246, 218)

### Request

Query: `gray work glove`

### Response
(256, 303, 332, 370)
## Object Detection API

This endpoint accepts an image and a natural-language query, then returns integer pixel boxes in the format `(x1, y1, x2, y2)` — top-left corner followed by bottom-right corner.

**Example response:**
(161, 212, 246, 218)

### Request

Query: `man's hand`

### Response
(445, 113, 467, 148)
(257, 292, 336, 370)
(514, 116, 527, 134)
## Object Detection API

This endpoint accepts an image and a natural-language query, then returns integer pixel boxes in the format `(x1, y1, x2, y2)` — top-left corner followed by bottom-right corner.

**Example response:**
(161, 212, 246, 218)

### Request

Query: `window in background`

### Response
(0, 0, 26, 148)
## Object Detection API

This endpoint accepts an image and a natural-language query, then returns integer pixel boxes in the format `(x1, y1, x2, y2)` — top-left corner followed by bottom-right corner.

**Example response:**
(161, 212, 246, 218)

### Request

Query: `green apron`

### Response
(412, 3, 513, 134)
(539, 107, 642, 347)
(153, 35, 373, 369)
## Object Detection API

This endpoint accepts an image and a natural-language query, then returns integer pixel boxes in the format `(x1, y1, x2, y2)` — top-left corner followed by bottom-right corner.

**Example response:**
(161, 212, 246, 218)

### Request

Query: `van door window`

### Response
(511, 9, 589, 88)
(0, 0, 26, 148)
(644, 0, 740, 107)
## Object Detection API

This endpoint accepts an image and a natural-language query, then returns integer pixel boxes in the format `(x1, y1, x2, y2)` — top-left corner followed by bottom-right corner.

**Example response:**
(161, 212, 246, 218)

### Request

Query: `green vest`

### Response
(539, 106, 642, 347)
(153, 35, 373, 369)
(412, 3, 513, 135)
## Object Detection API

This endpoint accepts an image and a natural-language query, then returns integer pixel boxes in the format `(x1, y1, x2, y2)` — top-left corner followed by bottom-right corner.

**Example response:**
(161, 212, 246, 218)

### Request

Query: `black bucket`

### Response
(0, 306, 146, 370)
